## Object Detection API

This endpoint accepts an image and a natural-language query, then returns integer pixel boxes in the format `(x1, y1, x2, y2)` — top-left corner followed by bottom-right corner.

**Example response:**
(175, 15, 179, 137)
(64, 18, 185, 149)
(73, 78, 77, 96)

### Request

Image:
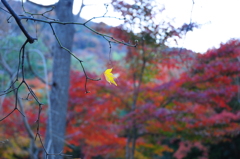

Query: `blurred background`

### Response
(0, 0, 240, 159)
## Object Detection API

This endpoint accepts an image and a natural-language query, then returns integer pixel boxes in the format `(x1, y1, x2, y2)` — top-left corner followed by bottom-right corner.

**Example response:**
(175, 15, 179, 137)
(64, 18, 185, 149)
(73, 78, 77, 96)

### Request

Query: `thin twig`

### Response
(26, 51, 48, 85)
(0, 6, 9, 13)
(22, 0, 58, 21)
(0, 0, 138, 157)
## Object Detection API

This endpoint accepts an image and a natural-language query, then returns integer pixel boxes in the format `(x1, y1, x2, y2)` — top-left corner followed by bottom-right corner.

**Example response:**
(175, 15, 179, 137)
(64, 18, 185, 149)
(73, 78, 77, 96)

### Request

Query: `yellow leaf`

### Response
(104, 68, 117, 86)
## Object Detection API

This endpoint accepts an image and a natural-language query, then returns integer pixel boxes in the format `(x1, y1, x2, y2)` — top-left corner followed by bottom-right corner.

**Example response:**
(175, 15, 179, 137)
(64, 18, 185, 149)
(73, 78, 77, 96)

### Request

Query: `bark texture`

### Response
(44, 0, 74, 158)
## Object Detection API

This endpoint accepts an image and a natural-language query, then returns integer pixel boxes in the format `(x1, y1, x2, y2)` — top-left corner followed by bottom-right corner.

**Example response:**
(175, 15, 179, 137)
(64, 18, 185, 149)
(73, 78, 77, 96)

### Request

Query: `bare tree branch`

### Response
(0, 50, 40, 158)
(26, 50, 50, 85)
(26, 0, 55, 8)
(0, 0, 138, 157)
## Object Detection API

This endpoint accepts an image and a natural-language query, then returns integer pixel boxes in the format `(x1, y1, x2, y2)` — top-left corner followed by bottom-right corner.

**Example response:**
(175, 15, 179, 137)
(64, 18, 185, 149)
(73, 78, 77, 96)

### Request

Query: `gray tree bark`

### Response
(44, 0, 74, 158)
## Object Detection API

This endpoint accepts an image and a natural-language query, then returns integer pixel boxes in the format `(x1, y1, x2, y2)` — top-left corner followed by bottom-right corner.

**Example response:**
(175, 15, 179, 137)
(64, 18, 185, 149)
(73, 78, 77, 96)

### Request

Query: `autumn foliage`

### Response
(1, 1, 240, 158)
(1, 38, 240, 158)
(63, 38, 240, 159)
(2, 34, 240, 158)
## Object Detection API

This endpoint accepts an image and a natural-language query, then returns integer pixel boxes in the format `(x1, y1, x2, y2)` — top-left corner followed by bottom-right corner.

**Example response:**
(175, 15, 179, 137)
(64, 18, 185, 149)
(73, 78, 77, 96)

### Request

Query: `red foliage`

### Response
(66, 40, 240, 158)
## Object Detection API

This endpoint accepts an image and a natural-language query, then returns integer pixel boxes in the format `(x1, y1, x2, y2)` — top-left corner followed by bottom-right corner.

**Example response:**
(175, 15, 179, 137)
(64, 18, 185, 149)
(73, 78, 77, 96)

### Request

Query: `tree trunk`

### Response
(44, 0, 74, 158)
(125, 133, 131, 159)
(130, 126, 137, 159)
